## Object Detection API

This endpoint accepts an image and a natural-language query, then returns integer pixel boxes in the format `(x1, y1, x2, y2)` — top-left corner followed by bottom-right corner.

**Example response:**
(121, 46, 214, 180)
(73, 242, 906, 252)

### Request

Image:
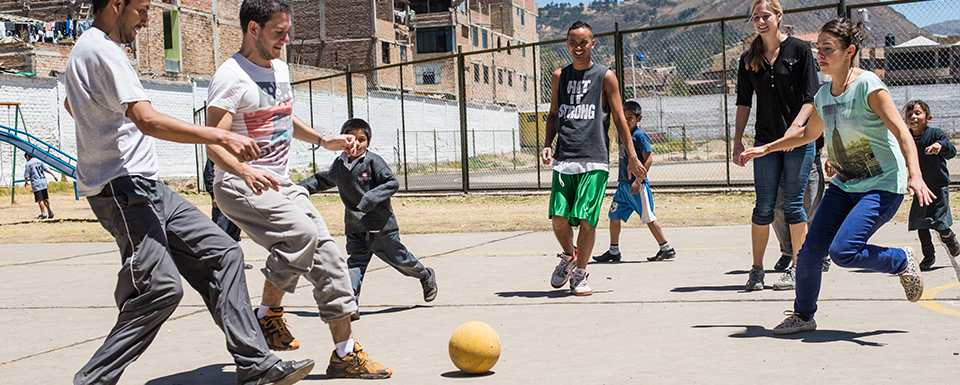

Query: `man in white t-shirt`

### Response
(65, 1, 314, 384)
(206, 0, 391, 379)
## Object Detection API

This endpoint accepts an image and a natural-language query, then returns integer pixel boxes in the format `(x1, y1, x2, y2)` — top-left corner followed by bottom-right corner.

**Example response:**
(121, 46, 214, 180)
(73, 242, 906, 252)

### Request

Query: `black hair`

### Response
(341, 118, 372, 141)
(24, 152, 32, 160)
(820, 18, 867, 65)
(567, 21, 593, 37)
(239, 0, 292, 34)
(623, 100, 642, 116)
(91, 0, 130, 15)
(903, 100, 931, 118)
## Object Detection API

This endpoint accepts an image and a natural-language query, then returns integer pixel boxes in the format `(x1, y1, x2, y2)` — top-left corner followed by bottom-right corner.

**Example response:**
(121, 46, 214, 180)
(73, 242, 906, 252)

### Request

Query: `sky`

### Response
(531, 1, 957, 28)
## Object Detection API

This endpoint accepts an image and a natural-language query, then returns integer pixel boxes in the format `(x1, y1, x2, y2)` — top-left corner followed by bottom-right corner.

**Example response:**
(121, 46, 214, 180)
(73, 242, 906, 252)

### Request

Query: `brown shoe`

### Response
(257, 307, 300, 351)
(326, 343, 392, 379)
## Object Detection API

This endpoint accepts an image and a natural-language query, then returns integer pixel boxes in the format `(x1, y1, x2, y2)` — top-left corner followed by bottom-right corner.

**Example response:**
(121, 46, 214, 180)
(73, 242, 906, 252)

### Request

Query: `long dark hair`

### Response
(820, 18, 866, 68)
(744, 0, 783, 72)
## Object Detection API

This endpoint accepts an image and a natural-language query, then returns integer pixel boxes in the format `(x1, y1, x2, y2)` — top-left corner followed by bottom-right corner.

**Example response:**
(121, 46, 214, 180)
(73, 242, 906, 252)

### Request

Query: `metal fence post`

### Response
(457, 46, 469, 193)
(533, 45, 541, 189)
(346, 64, 354, 119)
(615, 22, 625, 99)
(682, 125, 687, 160)
(399, 63, 409, 191)
(721, 19, 731, 187)
(309, 81, 316, 173)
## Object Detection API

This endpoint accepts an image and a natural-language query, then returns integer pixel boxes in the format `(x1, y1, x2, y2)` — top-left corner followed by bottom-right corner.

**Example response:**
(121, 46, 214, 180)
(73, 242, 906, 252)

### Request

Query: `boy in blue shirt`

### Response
(23, 153, 58, 219)
(299, 119, 437, 318)
(594, 100, 675, 262)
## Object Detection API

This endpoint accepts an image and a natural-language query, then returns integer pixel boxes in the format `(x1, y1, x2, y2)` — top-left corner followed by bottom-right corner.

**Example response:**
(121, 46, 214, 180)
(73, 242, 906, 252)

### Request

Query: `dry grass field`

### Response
(0, 185, 948, 244)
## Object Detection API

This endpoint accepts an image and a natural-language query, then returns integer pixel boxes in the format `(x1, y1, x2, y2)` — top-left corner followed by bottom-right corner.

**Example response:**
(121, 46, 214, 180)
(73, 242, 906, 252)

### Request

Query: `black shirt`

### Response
(913, 126, 956, 189)
(736, 36, 819, 144)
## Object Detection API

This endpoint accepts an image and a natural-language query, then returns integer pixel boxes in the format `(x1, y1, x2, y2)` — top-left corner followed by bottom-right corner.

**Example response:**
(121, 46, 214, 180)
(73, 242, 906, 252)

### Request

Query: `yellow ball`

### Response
(448, 321, 501, 374)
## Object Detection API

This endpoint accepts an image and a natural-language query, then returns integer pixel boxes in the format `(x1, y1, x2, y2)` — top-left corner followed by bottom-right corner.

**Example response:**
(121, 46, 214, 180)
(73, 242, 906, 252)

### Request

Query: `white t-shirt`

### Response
(64, 27, 155, 196)
(207, 53, 294, 184)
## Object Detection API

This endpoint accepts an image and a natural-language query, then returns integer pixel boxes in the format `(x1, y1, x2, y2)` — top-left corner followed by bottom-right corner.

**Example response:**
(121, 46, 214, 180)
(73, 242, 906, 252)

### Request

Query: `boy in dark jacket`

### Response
(299, 119, 437, 318)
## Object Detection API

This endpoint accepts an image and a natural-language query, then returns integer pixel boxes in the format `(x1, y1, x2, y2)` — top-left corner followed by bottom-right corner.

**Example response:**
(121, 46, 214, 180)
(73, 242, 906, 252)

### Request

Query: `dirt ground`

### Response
(0, 185, 943, 244)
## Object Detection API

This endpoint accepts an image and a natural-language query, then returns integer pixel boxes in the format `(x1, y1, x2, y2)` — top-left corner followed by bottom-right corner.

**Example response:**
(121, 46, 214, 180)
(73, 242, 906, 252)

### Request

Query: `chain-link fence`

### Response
(289, 0, 960, 191)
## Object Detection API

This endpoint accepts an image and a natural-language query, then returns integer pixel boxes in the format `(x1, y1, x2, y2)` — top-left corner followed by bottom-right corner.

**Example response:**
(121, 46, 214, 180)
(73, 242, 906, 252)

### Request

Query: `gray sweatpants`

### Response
(774, 155, 825, 257)
(214, 177, 356, 321)
(75, 176, 278, 385)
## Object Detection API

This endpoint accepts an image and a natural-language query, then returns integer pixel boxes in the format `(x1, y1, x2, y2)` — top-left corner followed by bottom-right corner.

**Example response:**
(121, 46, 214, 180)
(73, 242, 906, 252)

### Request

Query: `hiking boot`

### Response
(647, 247, 676, 261)
(550, 251, 577, 288)
(35, 213, 46, 220)
(258, 307, 300, 351)
(898, 247, 924, 302)
(745, 265, 764, 291)
(772, 311, 817, 335)
(326, 342, 392, 379)
(569, 269, 592, 296)
(939, 230, 960, 257)
(772, 266, 796, 291)
(822, 256, 831, 272)
(920, 245, 936, 271)
(421, 267, 438, 302)
(240, 359, 315, 385)
(773, 254, 792, 271)
(593, 250, 621, 262)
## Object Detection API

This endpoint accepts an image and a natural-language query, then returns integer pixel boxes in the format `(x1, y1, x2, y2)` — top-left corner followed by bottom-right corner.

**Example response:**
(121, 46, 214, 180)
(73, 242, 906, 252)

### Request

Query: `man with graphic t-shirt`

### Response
(205, 0, 391, 379)
(65, 1, 314, 384)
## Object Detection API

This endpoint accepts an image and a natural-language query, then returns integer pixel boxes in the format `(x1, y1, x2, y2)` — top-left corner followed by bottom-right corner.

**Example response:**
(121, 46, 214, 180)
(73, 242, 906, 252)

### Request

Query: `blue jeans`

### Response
(752, 141, 814, 225)
(794, 185, 907, 321)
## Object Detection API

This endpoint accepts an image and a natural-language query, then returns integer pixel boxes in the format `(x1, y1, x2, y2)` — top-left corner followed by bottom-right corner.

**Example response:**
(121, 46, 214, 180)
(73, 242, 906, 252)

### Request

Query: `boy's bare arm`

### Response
(541, 68, 563, 165)
(604, 70, 645, 179)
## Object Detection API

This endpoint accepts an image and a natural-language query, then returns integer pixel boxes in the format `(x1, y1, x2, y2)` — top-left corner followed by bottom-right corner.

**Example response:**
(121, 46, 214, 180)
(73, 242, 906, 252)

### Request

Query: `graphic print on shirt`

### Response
(823, 100, 882, 183)
(557, 79, 596, 120)
(242, 80, 293, 171)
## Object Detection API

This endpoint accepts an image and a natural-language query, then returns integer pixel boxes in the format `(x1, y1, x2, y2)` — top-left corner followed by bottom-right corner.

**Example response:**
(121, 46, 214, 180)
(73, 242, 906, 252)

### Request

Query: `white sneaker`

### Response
(550, 252, 576, 288)
(772, 266, 796, 291)
(569, 268, 592, 296)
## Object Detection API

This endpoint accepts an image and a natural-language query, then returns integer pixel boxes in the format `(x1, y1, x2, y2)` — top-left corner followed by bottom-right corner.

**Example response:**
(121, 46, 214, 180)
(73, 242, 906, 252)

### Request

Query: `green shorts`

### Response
(549, 170, 609, 228)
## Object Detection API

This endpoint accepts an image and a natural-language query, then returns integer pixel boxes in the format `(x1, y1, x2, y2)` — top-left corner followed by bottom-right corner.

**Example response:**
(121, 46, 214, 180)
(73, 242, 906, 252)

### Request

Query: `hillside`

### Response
(923, 19, 960, 35)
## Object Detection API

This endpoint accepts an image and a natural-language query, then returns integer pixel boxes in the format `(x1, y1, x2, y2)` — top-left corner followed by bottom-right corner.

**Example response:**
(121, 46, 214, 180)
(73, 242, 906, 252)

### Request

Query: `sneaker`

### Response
(822, 256, 831, 272)
(772, 311, 817, 335)
(244, 263, 254, 269)
(647, 247, 677, 261)
(939, 231, 960, 257)
(47, 212, 54, 219)
(258, 307, 300, 351)
(920, 245, 936, 271)
(745, 265, 765, 291)
(240, 359, 315, 385)
(774, 254, 792, 271)
(550, 252, 577, 288)
(35, 213, 46, 220)
(350, 312, 360, 321)
(898, 247, 924, 302)
(421, 267, 438, 302)
(772, 266, 796, 291)
(593, 250, 621, 262)
(326, 342, 392, 379)
(569, 269, 592, 296)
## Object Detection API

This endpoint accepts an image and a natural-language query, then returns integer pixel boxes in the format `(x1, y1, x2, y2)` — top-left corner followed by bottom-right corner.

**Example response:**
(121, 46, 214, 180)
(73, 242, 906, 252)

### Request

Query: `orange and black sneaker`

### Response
(326, 342, 392, 379)
(257, 306, 300, 351)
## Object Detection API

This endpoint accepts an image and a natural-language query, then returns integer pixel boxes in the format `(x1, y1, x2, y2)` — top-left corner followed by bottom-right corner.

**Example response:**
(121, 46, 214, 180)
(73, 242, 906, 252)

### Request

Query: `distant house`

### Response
(884, 35, 960, 85)
(622, 66, 674, 97)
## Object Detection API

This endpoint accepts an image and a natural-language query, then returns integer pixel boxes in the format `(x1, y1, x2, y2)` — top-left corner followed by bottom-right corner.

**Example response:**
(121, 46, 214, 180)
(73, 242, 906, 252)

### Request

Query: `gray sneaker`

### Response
(898, 247, 924, 302)
(550, 252, 577, 288)
(421, 267, 438, 302)
(745, 265, 764, 291)
(772, 311, 817, 335)
(772, 266, 796, 291)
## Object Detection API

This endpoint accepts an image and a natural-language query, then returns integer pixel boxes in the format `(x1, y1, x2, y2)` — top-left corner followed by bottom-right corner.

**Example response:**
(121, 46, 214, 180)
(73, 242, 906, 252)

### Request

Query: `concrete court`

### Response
(1, 224, 959, 384)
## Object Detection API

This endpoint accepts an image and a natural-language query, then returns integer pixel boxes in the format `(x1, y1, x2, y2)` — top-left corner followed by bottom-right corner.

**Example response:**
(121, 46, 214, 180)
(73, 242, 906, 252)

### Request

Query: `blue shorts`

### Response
(609, 182, 657, 224)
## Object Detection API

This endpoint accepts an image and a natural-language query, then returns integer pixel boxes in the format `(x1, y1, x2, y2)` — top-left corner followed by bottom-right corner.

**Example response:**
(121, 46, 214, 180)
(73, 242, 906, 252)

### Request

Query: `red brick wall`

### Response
(180, 10, 215, 76)
(326, 0, 372, 39)
(0, 0, 76, 20)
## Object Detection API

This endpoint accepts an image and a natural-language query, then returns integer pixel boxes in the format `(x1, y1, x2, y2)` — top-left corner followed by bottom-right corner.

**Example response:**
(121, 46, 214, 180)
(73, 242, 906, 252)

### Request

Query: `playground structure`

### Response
(0, 102, 78, 203)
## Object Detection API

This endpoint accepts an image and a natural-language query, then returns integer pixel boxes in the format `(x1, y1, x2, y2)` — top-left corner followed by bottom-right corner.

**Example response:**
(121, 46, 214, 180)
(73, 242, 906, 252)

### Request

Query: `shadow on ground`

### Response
(693, 324, 906, 347)
(144, 364, 235, 384)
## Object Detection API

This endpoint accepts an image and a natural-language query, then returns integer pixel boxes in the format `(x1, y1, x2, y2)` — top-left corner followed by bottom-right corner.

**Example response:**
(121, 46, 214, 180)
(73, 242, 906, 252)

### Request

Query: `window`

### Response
(472, 26, 478, 46)
(497, 68, 503, 84)
(162, 10, 180, 73)
(416, 65, 441, 85)
(381, 42, 390, 64)
(497, 37, 501, 49)
(400, 46, 407, 62)
(481, 30, 487, 49)
(521, 11, 525, 25)
(508, 71, 513, 87)
(473, 63, 480, 83)
(462, 26, 469, 38)
(483, 66, 489, 84)
(507, 41, 511, 55)
(523, 75, 527, 92)
(416, 27, 454, 54)
(522, 46, 526, 57)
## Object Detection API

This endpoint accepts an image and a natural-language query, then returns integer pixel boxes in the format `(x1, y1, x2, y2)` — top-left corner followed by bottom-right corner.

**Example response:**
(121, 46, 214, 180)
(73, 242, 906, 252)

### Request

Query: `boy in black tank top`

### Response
(542, 21, 646, 296)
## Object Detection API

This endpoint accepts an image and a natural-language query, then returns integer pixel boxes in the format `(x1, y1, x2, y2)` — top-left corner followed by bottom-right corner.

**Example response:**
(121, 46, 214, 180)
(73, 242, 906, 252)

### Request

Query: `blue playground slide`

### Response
(0, 123, 78, 182)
